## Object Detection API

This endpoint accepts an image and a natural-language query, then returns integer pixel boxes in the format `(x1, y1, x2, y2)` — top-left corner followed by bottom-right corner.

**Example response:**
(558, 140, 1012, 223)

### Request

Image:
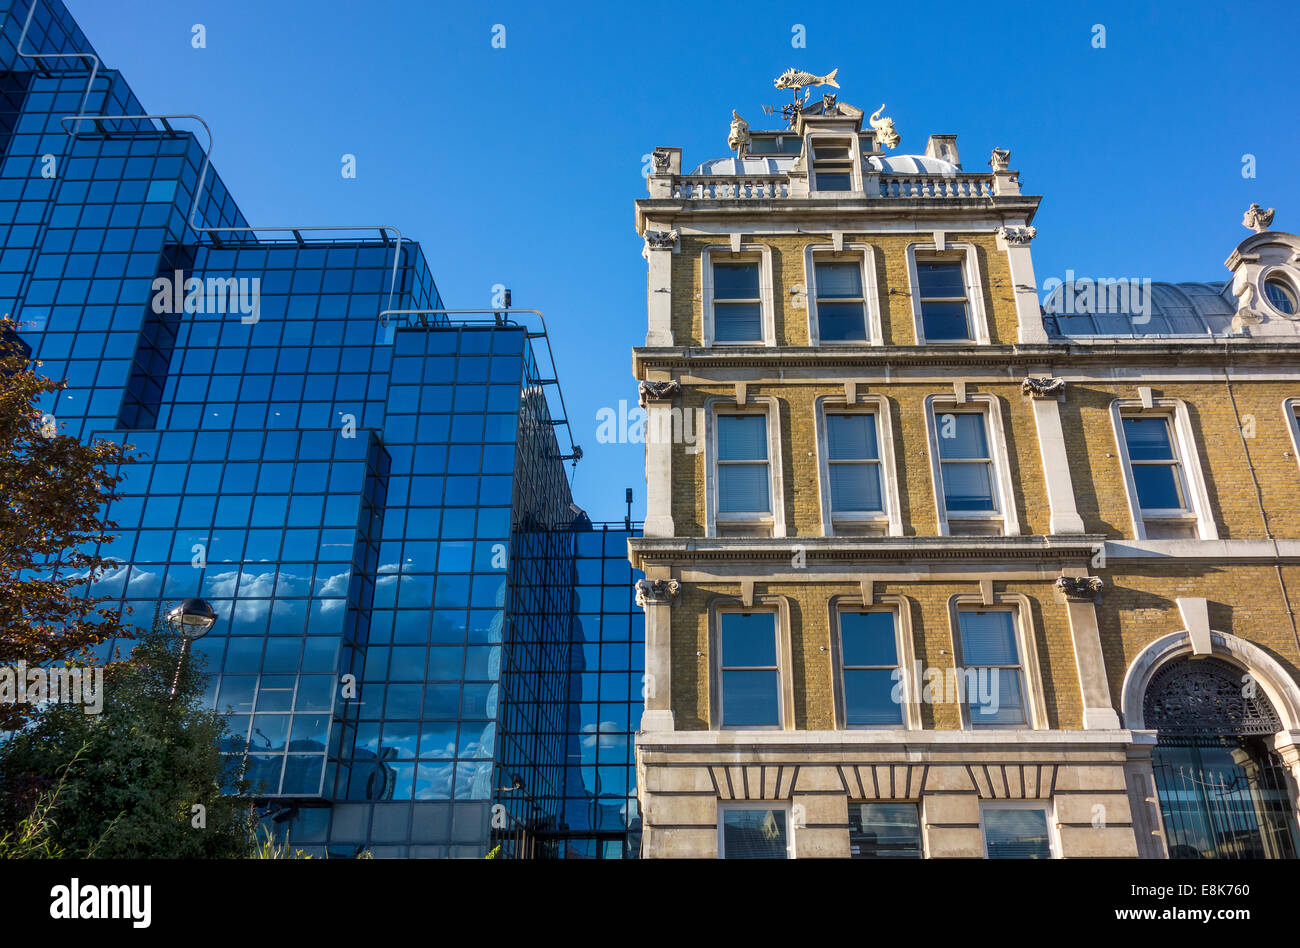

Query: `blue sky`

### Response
(65, 0, 1300, 522)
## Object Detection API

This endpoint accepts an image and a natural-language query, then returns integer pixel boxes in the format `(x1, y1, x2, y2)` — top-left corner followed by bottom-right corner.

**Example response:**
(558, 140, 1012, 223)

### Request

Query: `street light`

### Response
(166, 597, 217, 697)
(166, 597, 217, 638)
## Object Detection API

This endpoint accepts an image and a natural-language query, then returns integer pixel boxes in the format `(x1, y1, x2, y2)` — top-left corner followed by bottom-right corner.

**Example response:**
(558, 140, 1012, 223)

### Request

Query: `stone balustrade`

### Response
(658, 171, 1000, 200)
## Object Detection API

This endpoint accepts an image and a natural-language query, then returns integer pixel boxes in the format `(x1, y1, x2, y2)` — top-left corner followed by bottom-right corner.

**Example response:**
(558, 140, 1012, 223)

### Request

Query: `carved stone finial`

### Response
(635, 578, 681, 607)
(1020, 376, 1065, 398)
(728, 110, 751, 157)
(638, 379, 682, 407)
(650, 148, 671, 172)
(990, 148, 1011, 172)
(1242, 203, 1274, 234)
(998, 225, 1037, 245)
(821, 93, 838, 114)
(1056, 576, 1103, 601)
(868, 104, 900, 149)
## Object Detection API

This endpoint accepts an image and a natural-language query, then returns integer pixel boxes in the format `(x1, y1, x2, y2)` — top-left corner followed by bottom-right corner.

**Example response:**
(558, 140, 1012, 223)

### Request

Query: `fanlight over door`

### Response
(1145, 658, 1298, 859)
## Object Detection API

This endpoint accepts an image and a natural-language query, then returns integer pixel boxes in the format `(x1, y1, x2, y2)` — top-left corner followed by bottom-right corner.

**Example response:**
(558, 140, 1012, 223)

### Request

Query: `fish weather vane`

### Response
(763, 67, 840, 128)
(773, 67, 839, 93)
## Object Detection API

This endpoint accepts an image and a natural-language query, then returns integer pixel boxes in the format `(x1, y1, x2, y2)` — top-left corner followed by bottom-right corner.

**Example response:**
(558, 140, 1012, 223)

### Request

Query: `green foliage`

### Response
(0, 623, 256, 858)
(245, 825, 375, 860)
(248, 824, 315, 860)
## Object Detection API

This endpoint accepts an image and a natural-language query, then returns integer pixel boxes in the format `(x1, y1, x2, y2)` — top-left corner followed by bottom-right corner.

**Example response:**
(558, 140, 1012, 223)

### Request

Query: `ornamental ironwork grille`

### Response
(1144, 658, 1282, 739)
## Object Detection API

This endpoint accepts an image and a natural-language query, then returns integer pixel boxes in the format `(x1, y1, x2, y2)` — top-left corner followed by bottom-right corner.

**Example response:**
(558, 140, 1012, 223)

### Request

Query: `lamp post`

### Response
(165, 597, 217, 697)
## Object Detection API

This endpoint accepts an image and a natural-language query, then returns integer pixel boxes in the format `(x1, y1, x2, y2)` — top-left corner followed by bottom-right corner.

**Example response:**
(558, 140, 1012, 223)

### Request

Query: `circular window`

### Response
(1264, 277, 1297, 316)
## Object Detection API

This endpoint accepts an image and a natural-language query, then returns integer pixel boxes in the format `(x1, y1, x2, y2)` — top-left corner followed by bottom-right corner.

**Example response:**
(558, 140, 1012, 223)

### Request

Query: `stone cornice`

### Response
(628, 535, 1106, 569)
(633, 342, 1300, 375)
(635, 727, 1150, 753)
(1104, 539, 1300, 562)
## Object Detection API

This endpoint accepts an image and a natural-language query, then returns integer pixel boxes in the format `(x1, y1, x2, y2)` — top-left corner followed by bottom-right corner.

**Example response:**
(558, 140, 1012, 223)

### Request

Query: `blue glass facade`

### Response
(2, 0, 643, 857)
(555, 525, 644, 858)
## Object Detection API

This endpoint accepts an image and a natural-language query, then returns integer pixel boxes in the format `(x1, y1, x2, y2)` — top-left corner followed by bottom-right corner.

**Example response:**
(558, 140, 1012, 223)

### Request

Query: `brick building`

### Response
(629, 84, 1300, 858)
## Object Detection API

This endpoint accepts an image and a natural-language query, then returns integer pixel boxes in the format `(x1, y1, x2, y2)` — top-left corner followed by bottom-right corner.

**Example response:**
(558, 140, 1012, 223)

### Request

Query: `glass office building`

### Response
(1, 0, 642, 857)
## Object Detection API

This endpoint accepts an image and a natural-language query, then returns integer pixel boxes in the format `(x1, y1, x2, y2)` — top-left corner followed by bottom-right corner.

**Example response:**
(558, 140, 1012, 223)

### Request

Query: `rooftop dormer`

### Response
(641, 68, 1029, 210)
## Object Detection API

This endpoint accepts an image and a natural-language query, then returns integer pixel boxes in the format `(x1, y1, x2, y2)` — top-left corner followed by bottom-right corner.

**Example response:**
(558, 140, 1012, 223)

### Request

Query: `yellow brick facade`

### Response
(630, 101, 1300, 860)
(670, 232, 1021, 347)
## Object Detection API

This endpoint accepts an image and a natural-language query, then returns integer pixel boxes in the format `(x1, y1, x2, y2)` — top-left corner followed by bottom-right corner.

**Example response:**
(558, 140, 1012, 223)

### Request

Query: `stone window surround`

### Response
(1282, 398, 1300, 478)
(707, 594, 797, 731)
(805, 131, 865, 196)
(814, 394, 903, 537)
(802, 242, 884, 346)
(827, 594, 921, 730)
(717, 800, 795, 858)
(1260, 263, 1300, 320)
(703, 394, 787, 538)
(905, 241, 992, 345)
(700, 243, 777, 347)
(1108, 397, 1218, 541)
(923, 393, 1022, 537)
(978, 799, 1061, 859)
(947, 592, 1049, 731)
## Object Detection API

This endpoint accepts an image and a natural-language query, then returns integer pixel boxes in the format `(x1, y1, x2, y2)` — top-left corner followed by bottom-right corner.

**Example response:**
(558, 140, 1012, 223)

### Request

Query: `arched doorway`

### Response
(1146, 657, 1299, 858)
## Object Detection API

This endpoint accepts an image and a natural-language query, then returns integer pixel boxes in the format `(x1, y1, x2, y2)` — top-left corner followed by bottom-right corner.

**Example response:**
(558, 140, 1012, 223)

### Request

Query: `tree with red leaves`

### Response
(0, 317, 134, 729)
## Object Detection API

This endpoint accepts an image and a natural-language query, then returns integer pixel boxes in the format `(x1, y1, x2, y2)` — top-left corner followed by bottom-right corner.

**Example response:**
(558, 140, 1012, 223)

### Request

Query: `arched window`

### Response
(1146, 658, 1299, 859)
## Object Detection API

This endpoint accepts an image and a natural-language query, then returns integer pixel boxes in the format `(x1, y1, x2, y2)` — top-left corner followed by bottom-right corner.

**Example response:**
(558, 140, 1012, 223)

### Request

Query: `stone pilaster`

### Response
(1056, 576, 1122, 729)
(1273, 731, 1300, 834)
(639, 380, 680, 538)
(636, 577, 680, 731)
(1123, 732, 1169, 858)
(1023, 378, 1086, 534)
(643, 228, 676, 345)
(997, 223, 1047, 343)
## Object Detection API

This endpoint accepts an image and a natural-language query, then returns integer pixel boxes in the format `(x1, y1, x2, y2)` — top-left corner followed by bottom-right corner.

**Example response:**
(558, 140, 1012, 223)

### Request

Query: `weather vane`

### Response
(763, 67, 840, 129)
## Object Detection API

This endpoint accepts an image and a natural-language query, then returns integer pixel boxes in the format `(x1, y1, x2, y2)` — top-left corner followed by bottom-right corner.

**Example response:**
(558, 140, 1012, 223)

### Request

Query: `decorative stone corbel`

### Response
(638, 379, 682, 408)
(644, 229, 678, 251)
(635, 578, 681, 607)
(997, 225, 1037, 245)
(1055, 576, 1104, 601)
(1020, 376, 1065, 398)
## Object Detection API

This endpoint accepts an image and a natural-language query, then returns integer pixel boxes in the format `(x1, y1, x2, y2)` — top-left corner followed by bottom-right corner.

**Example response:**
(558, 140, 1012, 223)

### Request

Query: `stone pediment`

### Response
(797, 96, 863, 119)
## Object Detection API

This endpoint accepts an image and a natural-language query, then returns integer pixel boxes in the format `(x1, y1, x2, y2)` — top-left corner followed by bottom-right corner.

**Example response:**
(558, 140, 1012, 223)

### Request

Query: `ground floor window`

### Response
(849, 802, 922, 857)
(981, 805, 1054, 858)
(718, 805, 790, 858)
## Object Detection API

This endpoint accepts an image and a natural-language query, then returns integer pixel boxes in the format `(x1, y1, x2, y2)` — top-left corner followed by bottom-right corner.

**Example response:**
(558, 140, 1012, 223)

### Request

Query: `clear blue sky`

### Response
(64, 0, 1300, 522)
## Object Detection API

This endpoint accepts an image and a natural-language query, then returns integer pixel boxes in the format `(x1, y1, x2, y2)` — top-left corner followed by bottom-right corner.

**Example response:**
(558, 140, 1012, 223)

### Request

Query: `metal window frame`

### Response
(717, 801, 794, 859)
(979, 800, 1059, 859)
